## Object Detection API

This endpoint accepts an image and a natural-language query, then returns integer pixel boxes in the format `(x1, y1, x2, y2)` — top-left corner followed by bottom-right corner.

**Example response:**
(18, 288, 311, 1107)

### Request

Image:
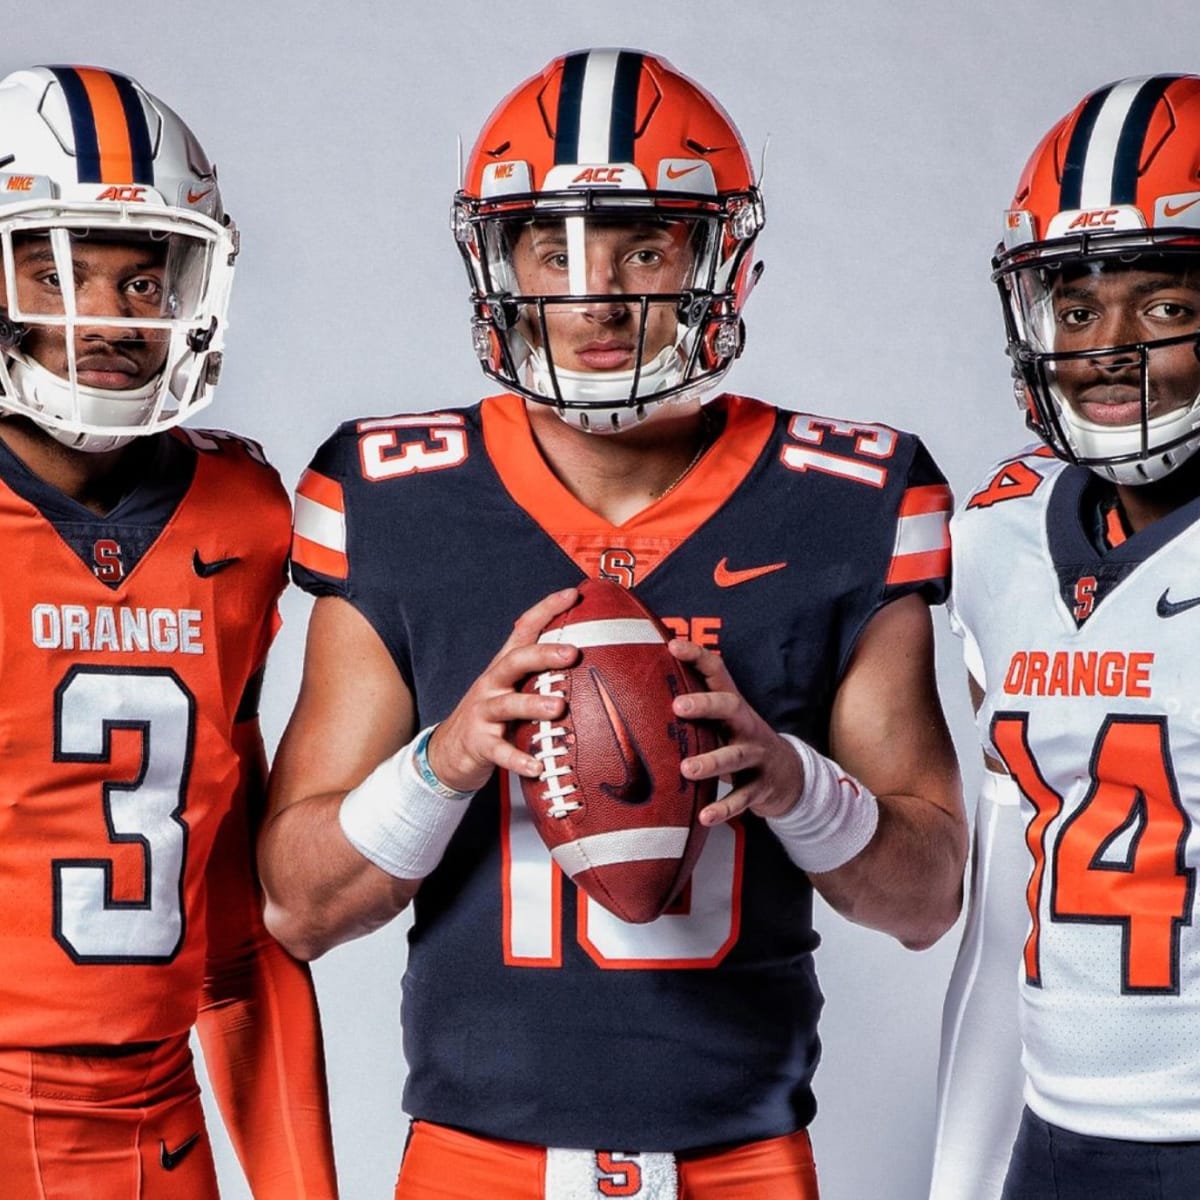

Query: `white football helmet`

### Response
(995, 74, 1200, 485)
(0, 66, 237, 452)
(453, 49, 763, 434)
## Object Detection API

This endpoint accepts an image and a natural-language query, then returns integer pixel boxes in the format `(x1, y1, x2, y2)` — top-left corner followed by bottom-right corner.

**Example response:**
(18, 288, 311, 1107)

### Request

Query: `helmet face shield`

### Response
(465, 208, 732, 420)
(997, 240, 1200, 482)
(0, 205, 234, 443)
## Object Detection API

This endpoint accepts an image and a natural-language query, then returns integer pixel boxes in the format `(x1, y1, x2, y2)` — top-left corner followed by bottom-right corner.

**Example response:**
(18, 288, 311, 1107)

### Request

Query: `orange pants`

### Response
(0, 1036, 219, 1200)
(395, 1119, 820, 1199)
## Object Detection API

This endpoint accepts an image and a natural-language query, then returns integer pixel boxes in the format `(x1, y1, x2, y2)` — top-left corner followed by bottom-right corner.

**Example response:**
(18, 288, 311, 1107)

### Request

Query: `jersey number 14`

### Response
(993, 712, 1194, 995)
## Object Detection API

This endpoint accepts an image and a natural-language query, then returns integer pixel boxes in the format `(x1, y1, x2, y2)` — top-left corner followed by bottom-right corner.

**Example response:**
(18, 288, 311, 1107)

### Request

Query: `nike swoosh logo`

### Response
(1163, 196, 1200, 218)
(160, 1133, 201, 1171)
(591, 668, 653, 805)
(186, 187, 213, 204)
(1156, 588, 1200, 617)
(665, 163, 703, 179)
(192, 549, 241, 578)
(713, 558, 787, 588)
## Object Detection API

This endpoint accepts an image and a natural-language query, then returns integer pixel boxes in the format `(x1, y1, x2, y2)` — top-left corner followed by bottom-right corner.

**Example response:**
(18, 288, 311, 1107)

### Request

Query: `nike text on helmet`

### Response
(0, 66, 237, 452)
(993, 74, 1200, 484)
(452, 48, 764, 434)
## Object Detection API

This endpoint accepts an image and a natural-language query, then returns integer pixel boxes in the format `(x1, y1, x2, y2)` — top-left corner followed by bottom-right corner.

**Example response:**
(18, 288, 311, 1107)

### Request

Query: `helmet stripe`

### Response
(553, 49, 644, 165)
(47, 67, 154, 185)
(553, 52, 588, 164)
(108, 72, 155, 183)
(1111, 75, 1180, 202)
(1059, 80, 1118, 210)
(608, 51, 643, 162)
(1061, 75, 1181, 210)
(574, 51, 619, 162)
(49, 67, 102, 182)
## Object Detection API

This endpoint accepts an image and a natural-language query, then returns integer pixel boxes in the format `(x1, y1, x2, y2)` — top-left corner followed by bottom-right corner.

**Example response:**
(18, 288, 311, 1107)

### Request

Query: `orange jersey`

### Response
(0, 428, 290, 1048)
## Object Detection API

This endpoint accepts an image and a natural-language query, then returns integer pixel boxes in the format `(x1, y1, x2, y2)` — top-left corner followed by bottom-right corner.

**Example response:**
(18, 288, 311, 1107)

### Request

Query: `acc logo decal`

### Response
(572, 166, 624, 184)
(1066, 208, 1119, 229)
(96, 185, 147, 203)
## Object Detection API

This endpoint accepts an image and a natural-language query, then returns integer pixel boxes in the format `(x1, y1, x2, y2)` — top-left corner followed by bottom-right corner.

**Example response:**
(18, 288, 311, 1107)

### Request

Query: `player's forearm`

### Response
(258, 793, 416, 960)
(811, 790, 967, 950)
(197, 940, 339, 1198)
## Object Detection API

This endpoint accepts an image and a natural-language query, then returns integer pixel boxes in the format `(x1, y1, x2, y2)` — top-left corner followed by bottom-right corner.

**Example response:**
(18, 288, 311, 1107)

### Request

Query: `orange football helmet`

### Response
(994, 74, 1200, 483)
(453, 48, 764, 433)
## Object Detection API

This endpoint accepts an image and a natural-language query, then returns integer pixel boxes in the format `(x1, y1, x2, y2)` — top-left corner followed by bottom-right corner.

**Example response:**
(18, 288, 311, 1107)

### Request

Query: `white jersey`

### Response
(950, 446, 1200, 1142)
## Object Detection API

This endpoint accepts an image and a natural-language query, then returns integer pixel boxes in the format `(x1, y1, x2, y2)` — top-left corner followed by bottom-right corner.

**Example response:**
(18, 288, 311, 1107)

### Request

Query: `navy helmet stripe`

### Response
(48, 67, 102, 183)
(110, 72, 155, 184)
(554, 53, 588, 164)
(1111, 76, 1180, 202)
(1059, 83, 1112, 211)
(608, 51, 643, 162)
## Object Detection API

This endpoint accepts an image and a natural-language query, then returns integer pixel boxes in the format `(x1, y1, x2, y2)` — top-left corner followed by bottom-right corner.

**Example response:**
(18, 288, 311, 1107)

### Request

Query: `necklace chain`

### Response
(650, 411, 715, 501)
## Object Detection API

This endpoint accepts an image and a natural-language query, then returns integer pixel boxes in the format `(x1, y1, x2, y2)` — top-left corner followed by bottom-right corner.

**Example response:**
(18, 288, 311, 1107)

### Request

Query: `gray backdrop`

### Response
(6, 2, 1193, 1196)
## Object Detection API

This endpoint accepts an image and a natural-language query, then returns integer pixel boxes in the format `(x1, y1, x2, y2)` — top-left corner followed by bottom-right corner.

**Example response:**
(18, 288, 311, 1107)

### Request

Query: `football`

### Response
(514, 578, 717, 924)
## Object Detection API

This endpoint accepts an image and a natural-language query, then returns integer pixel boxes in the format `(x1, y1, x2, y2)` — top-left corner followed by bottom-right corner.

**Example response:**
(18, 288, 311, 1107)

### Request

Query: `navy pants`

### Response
(1003, 1108, 1200, 1200)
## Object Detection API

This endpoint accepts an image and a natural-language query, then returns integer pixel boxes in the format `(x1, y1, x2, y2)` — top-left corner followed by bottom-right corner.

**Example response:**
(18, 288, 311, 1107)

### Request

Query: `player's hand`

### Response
(425, 588, 581, 794)
(669, 639, 805, 826)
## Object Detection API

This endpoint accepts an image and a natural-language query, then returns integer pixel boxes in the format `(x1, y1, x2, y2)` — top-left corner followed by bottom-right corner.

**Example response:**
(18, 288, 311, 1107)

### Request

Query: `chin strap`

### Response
(3, 353, 162, 453)
(524, 343, 717, 435)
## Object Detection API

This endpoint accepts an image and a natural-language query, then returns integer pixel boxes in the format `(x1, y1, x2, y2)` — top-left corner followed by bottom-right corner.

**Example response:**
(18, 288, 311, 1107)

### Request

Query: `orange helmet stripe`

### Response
(74, 68, 136, 184)
(46, 66, 155, 185)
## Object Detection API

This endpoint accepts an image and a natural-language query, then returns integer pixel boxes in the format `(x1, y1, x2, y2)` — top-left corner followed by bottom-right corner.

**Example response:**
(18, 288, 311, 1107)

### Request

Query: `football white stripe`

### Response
(551, 827, 690, 877)
(1080, 78, 1146, 207)
(577, 50, 620, 162)
(293, 492, 346, 553)
(537, 617, 664, 648)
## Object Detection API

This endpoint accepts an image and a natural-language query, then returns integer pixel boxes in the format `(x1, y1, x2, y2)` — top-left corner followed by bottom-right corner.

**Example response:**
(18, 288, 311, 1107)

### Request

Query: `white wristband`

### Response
(338, 725, 475, 880)
(766, 734, 879, 873)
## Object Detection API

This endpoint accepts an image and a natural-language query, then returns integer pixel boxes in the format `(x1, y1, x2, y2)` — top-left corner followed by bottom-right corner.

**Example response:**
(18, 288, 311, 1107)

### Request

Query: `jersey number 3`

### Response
(52, 667, 193, 964)
(993, 712, 1194, 995)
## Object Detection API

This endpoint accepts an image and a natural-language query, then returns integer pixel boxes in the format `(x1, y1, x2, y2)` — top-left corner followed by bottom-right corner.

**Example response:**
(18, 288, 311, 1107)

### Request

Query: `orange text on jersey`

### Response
(660, 615, 722, 649)
(1002, 650, 1153, 699)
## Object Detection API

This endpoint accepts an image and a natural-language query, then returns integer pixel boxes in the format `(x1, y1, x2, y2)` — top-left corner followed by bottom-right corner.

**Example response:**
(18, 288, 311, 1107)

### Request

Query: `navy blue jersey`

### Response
(291, 393, 951, 1151)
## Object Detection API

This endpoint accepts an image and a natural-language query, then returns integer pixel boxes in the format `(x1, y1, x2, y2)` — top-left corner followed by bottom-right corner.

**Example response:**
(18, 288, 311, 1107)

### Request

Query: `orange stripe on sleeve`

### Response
(290, 531, 349, 581)
(886, 547, 950, 586)
(296, 468, 345, 513)
(74, 68, 135, 184)
(898, 483, 953, 517)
